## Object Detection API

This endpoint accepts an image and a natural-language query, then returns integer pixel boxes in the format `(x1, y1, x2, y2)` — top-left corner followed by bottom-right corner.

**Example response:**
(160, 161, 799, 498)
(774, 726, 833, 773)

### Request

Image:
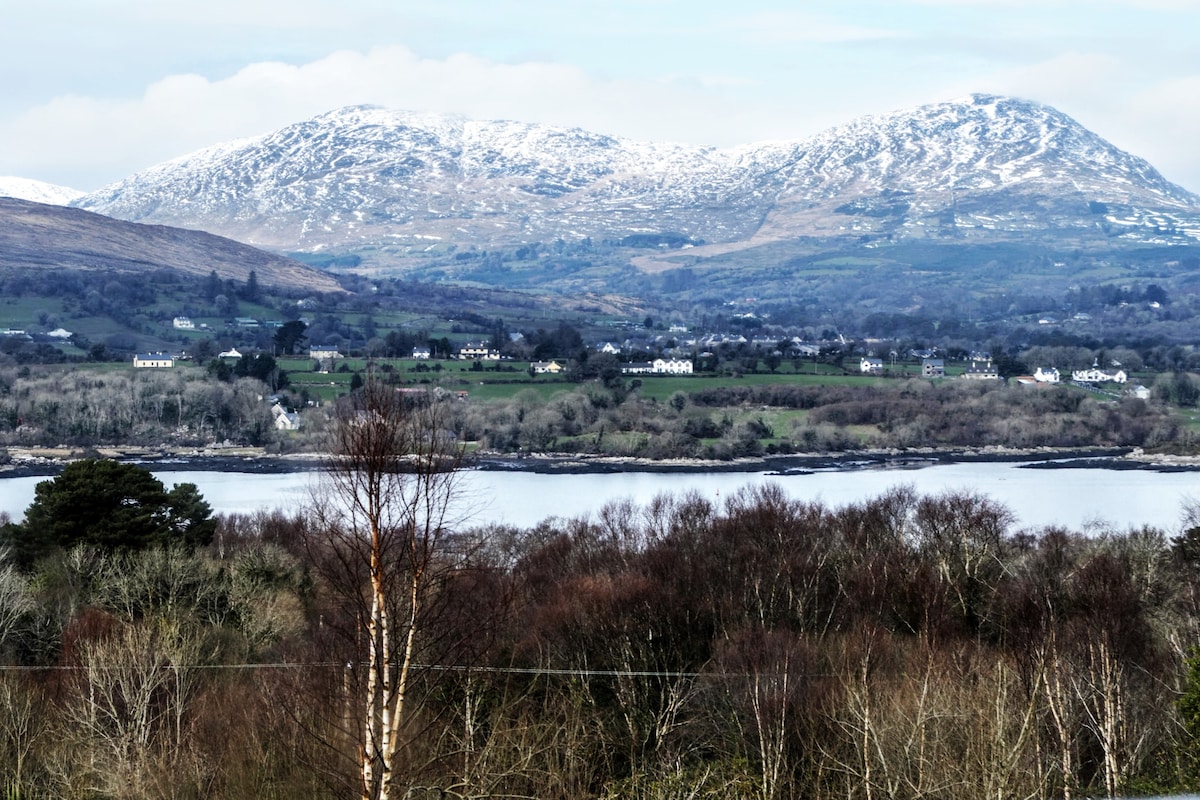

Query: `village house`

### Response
(962, 360, 1000, 380)
(922, 358, 946, 378)
(1072, 367, 1127, 384)
(860, 357, 883, 375)
(172, 316, 195, 330)
(1033, 367, 1061, 383)
(271, 403, 302, 431)
(309, 344, 341, 361)
(652, 357, 694, 374)
(411, 347, 431, 360)
(133, 352, 174, 368)
(531, 360, 564, 375)
(622, 358, 694, 375)
(458, 342, 501, 360)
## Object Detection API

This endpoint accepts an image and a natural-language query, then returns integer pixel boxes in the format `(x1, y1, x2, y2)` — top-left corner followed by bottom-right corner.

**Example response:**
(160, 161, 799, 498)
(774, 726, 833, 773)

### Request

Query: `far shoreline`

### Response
(4, 444, 1200, 481)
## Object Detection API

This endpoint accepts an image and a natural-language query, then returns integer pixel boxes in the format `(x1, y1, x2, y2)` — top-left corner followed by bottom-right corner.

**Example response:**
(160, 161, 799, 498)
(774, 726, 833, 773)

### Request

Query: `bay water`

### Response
(2, 459, 1199, 534)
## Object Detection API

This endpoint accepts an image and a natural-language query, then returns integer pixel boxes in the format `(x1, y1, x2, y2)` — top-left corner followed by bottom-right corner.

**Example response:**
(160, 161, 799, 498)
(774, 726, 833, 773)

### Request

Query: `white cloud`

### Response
(1, 45, 772, 190)
(3, 34, 1198, 196)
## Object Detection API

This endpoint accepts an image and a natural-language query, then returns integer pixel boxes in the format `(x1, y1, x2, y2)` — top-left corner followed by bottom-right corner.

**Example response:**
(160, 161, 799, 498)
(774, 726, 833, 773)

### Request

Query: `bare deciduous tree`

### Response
(311, 376, 467, 800)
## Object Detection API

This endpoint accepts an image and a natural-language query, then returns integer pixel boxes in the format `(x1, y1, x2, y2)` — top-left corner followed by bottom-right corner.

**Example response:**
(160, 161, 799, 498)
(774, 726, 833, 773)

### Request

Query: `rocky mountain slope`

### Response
(0, 197, 343, 293)
(73, 95, 1200, 261)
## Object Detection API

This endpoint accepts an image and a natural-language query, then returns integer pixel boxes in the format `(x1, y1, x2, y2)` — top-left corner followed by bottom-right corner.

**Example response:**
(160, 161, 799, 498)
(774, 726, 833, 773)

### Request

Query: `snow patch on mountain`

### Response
(0, 177, 84, 206)
(74, 95, 1200, 253)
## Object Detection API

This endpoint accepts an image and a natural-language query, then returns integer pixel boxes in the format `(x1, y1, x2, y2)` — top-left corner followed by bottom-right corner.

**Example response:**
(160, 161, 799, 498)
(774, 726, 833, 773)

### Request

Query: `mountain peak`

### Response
(73, 96, 1200, 263)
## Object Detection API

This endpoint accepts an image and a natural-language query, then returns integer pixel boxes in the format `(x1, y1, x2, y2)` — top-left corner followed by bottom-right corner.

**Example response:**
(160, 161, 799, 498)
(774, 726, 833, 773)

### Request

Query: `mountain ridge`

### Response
(71, 95, 1200, 270)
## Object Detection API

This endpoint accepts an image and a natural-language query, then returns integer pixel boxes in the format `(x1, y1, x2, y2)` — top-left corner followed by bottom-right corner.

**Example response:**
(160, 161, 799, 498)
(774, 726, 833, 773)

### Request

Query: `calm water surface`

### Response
(3, 460, 1200, 533)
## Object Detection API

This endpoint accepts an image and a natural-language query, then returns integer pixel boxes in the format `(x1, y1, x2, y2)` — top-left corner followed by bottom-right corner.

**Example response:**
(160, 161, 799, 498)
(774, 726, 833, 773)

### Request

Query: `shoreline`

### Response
(4, 444, 1200, 480)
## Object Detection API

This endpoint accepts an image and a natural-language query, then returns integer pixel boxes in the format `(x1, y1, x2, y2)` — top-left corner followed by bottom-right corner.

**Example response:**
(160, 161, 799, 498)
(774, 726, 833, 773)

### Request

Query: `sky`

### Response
(3, 0, 1200, 193)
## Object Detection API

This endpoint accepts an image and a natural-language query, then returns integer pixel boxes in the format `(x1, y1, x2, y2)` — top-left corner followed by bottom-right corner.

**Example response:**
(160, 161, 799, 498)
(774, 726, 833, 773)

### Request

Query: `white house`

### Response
(531, 360, 564, 374)
(621, 361, 655, 374)
(1033, 367, 1061, 383)
(133, 352, 174, 368)
(596, 342, 622, 355)
(309, 344, 341, 361)
(271, 403, 302, 431)
(458, 342, 501, 360)
(218, 348, 242, 360)
(922, 358, 946, 378)
(962, 360, 1000, 380)
(411, 347, 431, 360)
(652, 358, 693, 374)
(173, 316, 195, 330)
(860, 357, 883, 374)
(1072, 367, 1127, 384)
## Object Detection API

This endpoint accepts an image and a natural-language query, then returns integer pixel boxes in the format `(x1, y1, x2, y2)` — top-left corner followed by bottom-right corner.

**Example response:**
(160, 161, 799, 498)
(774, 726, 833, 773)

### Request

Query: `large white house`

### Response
(1072, 367, 1127, 384)
(621, 359, 694, 375)
(458, 342, 501, 360)
(962, 360, 999, 380)
(652, 358, 693, 374)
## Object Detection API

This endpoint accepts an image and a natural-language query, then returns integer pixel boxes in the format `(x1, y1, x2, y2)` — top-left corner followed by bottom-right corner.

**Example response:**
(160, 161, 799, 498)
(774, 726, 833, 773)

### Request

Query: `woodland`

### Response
(1, 362, 1198, 460)
(2, 382, 1200, 799)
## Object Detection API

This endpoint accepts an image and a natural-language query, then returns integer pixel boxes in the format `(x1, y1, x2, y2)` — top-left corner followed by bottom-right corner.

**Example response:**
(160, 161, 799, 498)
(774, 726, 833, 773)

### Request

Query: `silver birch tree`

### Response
(315, 376, 466, 800)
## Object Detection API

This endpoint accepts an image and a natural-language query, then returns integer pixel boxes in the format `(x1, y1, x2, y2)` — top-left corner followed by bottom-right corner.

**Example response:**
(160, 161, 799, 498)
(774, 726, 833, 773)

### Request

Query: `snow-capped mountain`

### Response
(1, 176, 84, 206)
(74, 95, 1200, 261)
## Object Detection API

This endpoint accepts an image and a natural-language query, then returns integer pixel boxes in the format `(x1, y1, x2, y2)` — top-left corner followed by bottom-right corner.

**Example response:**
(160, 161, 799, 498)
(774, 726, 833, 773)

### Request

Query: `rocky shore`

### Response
(5, 443, 1200, 480)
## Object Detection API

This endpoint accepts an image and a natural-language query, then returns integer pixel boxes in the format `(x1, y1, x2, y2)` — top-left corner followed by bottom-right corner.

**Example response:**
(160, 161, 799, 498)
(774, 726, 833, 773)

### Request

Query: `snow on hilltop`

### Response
(73, 95, 1200, 251)
(0, 176, 84, 206)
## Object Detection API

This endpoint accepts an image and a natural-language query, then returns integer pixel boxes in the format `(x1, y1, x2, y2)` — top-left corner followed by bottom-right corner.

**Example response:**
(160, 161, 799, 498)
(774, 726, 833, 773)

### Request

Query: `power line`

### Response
(0, 661, 821, 680)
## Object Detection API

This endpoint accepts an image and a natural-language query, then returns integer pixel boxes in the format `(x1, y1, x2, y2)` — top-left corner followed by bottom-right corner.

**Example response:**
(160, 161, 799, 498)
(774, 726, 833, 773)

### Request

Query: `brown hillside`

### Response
(0, 197, 342, 293)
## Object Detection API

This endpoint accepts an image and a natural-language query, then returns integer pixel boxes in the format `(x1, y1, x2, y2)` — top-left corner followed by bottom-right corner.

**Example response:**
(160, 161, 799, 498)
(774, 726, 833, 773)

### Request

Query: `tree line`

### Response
(4, 364, 1198, 459)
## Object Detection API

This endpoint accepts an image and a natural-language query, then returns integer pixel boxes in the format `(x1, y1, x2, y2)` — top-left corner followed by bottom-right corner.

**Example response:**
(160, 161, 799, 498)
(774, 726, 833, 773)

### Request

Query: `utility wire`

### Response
(0, 661, 810, 679)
